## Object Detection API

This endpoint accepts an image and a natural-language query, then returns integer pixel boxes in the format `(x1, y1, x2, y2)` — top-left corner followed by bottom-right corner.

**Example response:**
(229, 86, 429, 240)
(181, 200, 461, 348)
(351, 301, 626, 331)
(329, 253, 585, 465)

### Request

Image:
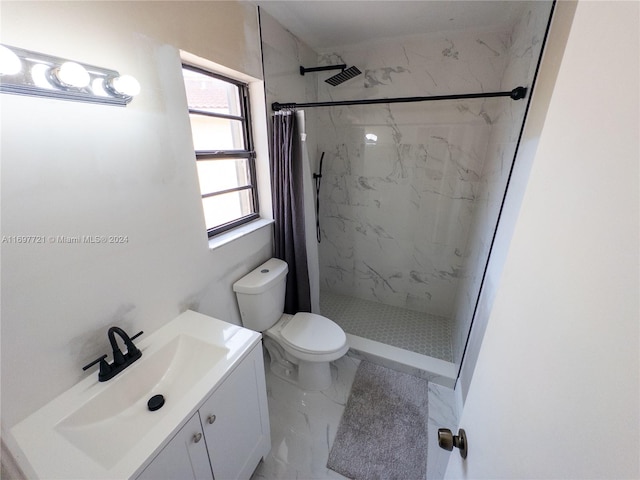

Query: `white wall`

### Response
(0, 0, 273, 436)
(446, 1, 639, 477)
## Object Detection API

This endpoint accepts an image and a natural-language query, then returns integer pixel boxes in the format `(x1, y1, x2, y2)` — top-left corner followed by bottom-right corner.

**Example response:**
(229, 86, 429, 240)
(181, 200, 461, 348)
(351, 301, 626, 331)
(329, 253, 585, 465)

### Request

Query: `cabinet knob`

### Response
(192, 432, 202, 443)
(207, 414, 216, 425)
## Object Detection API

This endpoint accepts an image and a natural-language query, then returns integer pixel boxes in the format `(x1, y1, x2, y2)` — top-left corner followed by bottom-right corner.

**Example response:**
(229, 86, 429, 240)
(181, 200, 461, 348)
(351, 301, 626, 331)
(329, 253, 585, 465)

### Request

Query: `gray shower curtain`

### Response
(270, 111, 311, 314)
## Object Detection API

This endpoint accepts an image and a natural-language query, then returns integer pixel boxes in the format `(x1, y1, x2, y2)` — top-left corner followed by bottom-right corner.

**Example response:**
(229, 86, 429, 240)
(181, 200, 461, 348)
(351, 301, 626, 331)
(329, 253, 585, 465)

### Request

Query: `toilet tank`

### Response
(233, 258, 288, 332)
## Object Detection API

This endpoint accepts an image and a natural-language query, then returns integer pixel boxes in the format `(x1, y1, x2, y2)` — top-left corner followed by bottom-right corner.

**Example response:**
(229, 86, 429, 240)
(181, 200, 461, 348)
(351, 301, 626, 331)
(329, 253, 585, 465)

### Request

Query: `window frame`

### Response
(182, 64, 260, 237)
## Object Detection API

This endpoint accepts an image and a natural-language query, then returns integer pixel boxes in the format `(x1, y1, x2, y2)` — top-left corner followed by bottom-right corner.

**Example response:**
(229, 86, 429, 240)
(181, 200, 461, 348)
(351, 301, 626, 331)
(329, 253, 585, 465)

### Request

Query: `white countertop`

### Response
(11, 310, 262, 479)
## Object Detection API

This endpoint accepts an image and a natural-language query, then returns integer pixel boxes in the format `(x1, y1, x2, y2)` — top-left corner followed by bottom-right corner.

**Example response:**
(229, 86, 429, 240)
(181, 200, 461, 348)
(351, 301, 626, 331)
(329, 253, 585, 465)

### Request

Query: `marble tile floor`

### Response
(251, 350, 458, 480)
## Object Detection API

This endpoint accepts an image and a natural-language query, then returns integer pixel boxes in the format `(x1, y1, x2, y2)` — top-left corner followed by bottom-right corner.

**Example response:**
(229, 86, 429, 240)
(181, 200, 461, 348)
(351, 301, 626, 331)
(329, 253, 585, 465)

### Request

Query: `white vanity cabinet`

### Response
(136, 413, 213, 480)
(200, 342, 270, 480)
(136, 344, 270, 480)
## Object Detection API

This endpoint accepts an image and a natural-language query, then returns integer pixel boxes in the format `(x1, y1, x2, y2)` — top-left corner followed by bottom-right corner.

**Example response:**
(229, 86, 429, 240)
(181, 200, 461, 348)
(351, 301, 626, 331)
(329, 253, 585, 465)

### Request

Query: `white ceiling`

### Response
(254, 1, 527, 50)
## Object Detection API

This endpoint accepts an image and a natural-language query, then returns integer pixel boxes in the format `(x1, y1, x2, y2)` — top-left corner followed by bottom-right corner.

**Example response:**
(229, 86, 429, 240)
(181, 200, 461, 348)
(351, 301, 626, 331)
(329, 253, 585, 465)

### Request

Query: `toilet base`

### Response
(263, 337, 335, 391)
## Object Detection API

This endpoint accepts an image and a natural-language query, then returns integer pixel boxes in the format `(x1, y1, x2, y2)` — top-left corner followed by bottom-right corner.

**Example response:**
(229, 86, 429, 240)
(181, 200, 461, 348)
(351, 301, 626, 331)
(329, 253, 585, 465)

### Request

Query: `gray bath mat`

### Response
(327, 361, 429, 480)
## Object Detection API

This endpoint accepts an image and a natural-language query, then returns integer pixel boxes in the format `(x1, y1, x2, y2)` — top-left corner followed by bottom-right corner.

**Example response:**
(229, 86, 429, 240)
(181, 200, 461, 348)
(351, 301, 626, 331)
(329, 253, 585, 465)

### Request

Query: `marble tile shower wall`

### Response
(316, 28, 512, 318)
(260, 9, 319, 168)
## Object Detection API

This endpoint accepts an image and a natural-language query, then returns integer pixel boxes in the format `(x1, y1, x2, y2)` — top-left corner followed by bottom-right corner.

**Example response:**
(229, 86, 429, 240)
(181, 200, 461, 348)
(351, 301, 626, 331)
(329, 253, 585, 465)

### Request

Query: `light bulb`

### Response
(110, 74, 140, 97)
(91, 77, 109, 96)
(55, 61, 90, 88)
(0, 45, 22, 76)
(30, 64, 54, 89)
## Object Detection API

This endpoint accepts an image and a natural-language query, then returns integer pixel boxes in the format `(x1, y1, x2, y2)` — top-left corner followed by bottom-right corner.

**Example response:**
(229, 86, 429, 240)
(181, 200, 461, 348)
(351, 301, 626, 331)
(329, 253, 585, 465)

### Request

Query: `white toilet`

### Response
(233, 258, 348, 391)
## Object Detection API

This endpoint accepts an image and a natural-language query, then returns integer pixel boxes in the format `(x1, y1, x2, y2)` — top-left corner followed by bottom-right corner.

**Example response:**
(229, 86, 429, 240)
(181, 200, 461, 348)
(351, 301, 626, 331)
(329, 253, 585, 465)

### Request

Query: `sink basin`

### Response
(55, 334, 228, 468)
(10, 310, 261, 479)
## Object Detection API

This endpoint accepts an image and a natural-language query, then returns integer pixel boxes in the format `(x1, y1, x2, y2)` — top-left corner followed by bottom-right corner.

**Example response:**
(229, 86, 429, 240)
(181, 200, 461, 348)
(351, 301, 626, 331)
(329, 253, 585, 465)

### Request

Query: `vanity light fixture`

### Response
(0, 44, 140, 106)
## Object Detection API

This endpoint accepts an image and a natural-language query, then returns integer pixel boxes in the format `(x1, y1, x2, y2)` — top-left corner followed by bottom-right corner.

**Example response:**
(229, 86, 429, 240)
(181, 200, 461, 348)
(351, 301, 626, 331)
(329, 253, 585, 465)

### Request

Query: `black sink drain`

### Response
(147, 394, 165, 411)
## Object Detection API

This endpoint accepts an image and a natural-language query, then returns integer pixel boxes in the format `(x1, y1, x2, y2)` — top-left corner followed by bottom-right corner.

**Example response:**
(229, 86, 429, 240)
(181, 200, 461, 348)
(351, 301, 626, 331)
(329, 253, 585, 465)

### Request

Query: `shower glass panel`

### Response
(314, 0, 554, 370)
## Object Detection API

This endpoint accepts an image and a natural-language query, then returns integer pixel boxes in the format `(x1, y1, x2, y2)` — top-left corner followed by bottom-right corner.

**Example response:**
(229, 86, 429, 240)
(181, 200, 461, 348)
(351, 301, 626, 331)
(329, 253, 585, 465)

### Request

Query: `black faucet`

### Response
(82, 327, 143, 381)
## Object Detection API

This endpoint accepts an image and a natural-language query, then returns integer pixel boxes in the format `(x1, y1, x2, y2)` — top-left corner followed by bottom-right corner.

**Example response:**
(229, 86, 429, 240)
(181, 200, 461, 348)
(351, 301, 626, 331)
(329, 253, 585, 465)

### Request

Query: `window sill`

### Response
(207, 218, 274, 251)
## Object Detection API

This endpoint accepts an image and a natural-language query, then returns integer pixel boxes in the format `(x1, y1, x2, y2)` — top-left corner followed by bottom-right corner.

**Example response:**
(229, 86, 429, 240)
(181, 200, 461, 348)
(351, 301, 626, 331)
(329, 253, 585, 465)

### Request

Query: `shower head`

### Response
(299, 64, 362, 86)
(325, 66, 362, 86)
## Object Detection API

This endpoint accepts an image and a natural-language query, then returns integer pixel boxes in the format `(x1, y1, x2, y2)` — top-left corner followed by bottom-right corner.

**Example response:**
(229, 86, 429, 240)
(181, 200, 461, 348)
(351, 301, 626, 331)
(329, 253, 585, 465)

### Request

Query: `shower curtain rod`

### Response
(272, 86, 527, 111)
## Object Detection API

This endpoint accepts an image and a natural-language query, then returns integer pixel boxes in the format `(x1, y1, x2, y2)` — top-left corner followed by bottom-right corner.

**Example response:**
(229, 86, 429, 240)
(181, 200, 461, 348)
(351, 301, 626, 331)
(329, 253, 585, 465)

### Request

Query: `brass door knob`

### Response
(438, 428, 468, 459)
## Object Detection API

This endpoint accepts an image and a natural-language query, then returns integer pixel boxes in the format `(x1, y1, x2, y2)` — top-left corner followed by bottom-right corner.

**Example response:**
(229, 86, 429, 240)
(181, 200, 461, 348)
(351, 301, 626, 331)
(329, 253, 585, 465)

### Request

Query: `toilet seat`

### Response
(279, 312, 347, 355)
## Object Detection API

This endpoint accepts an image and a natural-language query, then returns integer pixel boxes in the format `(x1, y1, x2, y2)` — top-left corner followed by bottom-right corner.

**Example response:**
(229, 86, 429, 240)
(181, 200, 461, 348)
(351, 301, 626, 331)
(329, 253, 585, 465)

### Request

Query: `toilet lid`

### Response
(280, 313, 346, 354)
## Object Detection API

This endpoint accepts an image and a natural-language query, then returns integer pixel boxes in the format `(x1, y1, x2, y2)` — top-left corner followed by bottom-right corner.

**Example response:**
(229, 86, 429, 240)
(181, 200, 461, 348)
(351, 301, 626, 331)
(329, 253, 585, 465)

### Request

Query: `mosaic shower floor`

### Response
(319, 290, 453, 362)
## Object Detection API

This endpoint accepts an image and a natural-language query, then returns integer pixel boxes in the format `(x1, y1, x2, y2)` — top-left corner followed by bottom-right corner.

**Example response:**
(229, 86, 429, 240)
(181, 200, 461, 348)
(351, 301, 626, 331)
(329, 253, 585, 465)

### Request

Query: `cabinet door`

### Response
(201, 345, 270, 480)
(136, 413, 214, 480)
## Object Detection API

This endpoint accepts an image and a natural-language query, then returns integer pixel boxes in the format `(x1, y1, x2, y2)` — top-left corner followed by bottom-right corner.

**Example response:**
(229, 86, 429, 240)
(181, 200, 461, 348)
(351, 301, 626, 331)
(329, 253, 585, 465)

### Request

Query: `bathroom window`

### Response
(182, 65, 259, 237)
